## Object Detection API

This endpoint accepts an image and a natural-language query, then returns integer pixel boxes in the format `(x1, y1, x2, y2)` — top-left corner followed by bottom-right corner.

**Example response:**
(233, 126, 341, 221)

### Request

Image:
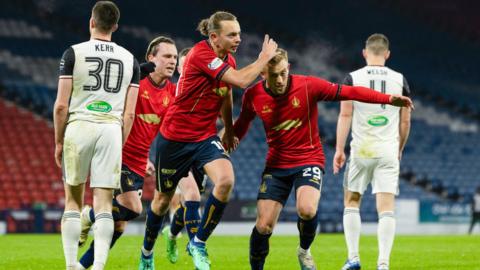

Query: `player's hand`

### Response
(258, 34, 278, 62)
(333, 150, 346, 174)
(221, 130, 239, 153)
(54, 143, 63, 168)
(389, 95, 414, 109)
(145, 159, 155, 177)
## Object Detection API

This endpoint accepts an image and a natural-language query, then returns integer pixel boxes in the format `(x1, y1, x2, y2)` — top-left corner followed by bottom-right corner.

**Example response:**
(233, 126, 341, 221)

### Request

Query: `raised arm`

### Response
(221, 35, 278, 88)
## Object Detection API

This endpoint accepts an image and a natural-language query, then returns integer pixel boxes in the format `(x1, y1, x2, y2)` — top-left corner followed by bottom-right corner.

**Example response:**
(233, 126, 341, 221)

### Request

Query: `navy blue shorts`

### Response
(114, 164, 144, 197)
(155, 134, 229, 193)
(257, 165, 324, 206)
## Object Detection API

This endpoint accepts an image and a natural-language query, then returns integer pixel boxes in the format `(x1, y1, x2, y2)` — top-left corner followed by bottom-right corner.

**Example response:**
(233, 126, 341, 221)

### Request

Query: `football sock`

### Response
(169, 204, 185, 237)
(142, 207, 165, 254)
(249, 226, 271, 270)
(343, 207, 361, 261)
(92, 212, 114, 270)
(298, 213, 318, 250)
(378, 211, 395, 266)
(195, 193, 226, 242)
(183, 201, 201, 240)
(61, 211, 81, 269)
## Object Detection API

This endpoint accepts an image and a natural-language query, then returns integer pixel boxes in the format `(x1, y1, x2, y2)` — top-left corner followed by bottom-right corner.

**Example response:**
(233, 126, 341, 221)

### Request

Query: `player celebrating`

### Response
(75, 36, 185, 269)
(334, 34, 411, 270)
(160, 46, 207, 265)
(138, 11, 278, 270)
(54, 1, 139, 269)
(231, 48, 413, 270)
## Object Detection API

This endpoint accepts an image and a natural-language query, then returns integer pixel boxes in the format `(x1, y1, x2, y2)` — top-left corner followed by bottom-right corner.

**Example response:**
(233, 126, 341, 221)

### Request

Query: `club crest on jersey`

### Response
(261, 105, 272, 114)
(162, 95, 170, 107)
(208, 57, 223, 70)
(292, 96, 300, 108)
(272, 119, 302, 131)
(142, 90, 150, 99)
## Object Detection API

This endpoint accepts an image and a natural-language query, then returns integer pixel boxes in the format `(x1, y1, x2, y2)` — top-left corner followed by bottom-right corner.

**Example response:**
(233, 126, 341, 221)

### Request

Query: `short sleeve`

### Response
(59, 47, 75, 78)
(191, 44, 231, 80)
(402, 76, 411, 96)
(130, 58, 140, 87)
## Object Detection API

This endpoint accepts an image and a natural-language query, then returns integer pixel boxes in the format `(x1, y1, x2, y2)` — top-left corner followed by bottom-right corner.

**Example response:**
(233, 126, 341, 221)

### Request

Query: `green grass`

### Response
(0, 234, 478, 269)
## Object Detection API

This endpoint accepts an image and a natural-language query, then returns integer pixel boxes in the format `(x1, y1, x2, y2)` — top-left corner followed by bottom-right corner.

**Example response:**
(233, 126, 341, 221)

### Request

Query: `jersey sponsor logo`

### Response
(212, 86, 229, 97)
(292, 96, 301, 108)
(161, 168, 177, 175)
(367, 115, 389, 127)
(272, 119, 302, 131)
(261, 105, 272, 114)
(86, 100, 112, 113)
(137, 114, 161, 125)
(208, 57, 223, 70)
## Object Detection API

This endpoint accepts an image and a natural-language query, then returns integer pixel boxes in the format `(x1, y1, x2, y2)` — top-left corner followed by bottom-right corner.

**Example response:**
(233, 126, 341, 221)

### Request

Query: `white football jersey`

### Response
(345, 66, 410, 158)
(59, 39, 140, 124)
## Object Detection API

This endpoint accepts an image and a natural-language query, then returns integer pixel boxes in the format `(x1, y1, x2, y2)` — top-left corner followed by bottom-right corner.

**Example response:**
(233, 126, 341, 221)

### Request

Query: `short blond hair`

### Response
(365, 33, 389, 55)
(268, 48, 288, 67)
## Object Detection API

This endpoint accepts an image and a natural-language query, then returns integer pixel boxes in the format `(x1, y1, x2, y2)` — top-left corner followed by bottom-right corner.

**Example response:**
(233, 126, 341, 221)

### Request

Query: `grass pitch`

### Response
(0, 234, 478, 269)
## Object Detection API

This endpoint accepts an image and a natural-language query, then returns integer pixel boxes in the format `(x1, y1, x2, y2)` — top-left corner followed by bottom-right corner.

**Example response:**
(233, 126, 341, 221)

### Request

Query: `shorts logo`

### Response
(127, 177, 134, 187)
(161, 168, 176, 175)
(165, 179, 173, 188)
(259, 181, 267, 193)
(208, 57, 223, 70)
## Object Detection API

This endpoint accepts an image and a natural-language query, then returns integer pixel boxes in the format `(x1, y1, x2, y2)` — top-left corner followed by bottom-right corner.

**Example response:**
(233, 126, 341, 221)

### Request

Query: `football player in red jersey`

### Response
(232, 48, 413, 270)
(76, 36, 200, 270)
(140, 11, 278, 270)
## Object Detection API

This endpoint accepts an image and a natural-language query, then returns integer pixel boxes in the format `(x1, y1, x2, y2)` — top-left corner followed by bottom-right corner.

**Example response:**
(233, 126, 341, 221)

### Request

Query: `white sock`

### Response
(141, 246, 153, 257)
(169, 231, 177, 240)
(92, 212, 114, 270)
(76, 262, 87, 270)
(343, 207, 361, 261)
(61, 211, 81, 269)
(378, 211, 395, 266)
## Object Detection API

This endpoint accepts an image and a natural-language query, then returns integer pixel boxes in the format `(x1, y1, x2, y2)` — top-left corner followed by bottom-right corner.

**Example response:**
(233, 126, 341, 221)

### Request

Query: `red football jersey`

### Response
(233, 75, 391, 169)
(123, 76, 176, 177)
(160, 40, 236, 142)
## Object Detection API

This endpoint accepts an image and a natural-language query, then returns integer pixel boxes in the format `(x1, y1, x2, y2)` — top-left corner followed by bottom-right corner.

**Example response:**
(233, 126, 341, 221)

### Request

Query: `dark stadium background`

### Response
(0, 0, 479, 235)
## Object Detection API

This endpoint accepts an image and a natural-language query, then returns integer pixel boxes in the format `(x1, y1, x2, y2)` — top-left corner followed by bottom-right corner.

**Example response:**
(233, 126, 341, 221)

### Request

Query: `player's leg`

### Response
(168, 191, 182, 225)
(61, 121, 93, 269)
(373, 157, 399, 270)
(78, 176, 143, 269)
(342, 158, 370, 270)
(250, 199, 283, 270)
(62, 183, 85, 270)
(163, 172, 202, 263)
(79, 166, 143, 246)
(89, 123, 122, 270)
(250, 169, 291, 270)
(294, 166, 322, 270)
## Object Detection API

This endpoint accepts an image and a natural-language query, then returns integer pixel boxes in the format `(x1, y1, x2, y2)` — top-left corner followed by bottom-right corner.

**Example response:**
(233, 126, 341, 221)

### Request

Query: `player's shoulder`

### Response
(384, 66, 405, 80)
(245, 80, 264, 96)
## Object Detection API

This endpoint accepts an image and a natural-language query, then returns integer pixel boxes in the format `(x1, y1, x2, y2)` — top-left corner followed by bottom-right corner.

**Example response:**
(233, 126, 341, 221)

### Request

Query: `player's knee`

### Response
(256, 221, 274, 235)
(183, 186, 201, 201)
(344, 192, 361, 208)
(297, 205, 317, 220)
(151, 194, 171, 214)
(215, 175, 234, 194)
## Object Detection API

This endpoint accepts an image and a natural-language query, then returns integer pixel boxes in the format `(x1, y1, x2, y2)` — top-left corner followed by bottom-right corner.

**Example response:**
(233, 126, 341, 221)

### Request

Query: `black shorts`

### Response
(114, 164, 144, 197)
(257, 165, 323, 206)
(155, 133, 229, 193)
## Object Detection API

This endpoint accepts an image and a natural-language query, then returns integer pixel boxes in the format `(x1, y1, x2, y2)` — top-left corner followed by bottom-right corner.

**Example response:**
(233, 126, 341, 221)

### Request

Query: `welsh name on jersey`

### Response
(345, 66, 410, 158)
(59, 39, 140, 124)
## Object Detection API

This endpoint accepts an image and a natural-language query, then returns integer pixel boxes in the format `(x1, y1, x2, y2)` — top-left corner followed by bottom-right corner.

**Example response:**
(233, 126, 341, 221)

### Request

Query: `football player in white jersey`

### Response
(333, 33, 411, 270)
(53, 1, 139, 269)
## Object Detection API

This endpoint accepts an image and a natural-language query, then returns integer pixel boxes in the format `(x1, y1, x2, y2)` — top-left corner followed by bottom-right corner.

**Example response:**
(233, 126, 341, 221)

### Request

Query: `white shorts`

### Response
(62, 120, 122, 189)
(343, 157, 399, 195)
